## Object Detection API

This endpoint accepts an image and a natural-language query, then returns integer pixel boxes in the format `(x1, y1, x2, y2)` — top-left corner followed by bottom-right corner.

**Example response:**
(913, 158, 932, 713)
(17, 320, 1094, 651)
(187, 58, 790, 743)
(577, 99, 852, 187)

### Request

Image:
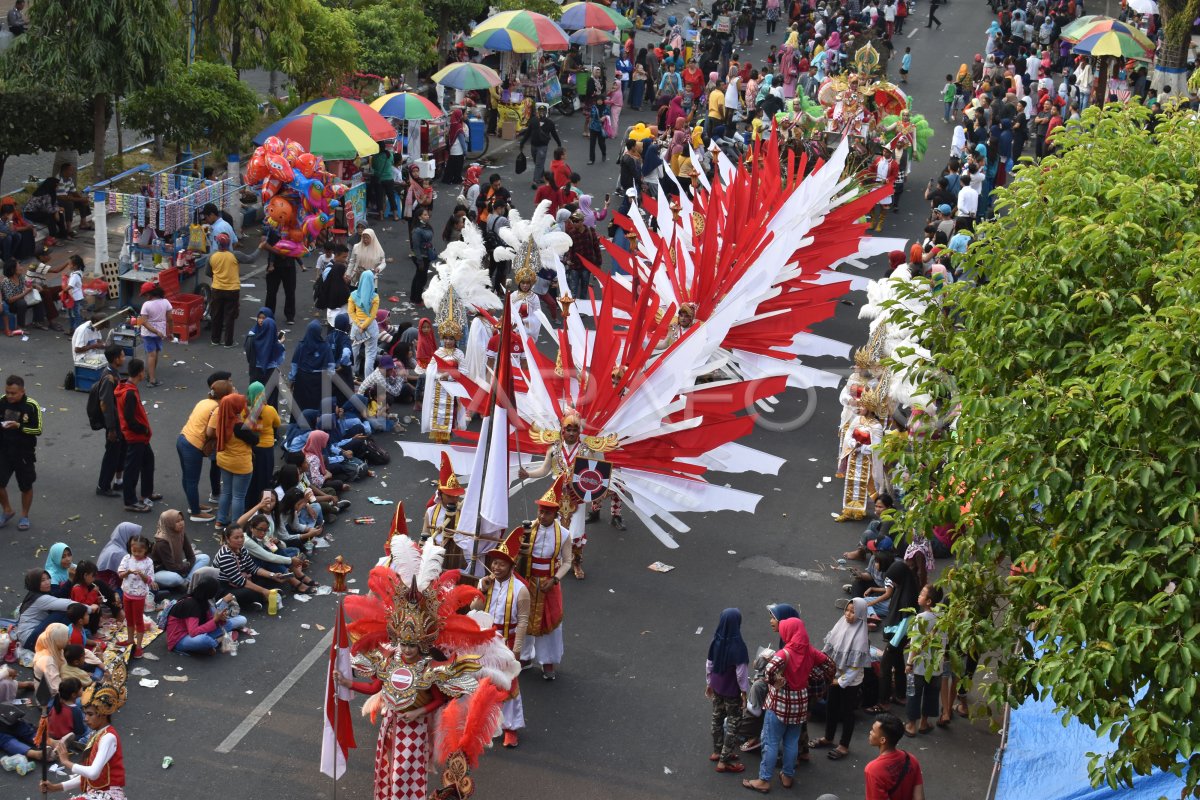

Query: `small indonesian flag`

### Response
(320, 602, 356, 779)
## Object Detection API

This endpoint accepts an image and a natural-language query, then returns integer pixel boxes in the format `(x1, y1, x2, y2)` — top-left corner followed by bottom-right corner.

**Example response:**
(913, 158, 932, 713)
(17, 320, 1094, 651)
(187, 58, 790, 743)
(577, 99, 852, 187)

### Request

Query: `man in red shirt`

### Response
(550, 147, 573, 190)
(864, 713, 925, 800)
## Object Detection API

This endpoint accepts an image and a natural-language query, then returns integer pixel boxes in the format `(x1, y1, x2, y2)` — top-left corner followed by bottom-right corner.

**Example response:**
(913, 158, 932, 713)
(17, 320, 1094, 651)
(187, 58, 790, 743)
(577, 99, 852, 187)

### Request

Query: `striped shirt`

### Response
(214, 545, 257, 587)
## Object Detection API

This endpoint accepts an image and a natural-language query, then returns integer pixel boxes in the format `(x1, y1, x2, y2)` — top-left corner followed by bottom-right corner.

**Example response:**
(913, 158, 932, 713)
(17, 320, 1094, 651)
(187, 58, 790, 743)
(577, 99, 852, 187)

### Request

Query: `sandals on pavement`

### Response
(17, 517, 30, 531)
(741, 779, 770, 794)
(827, 748, 850, 760)
(740, 738, 762, 753)
(808, 738, 833, 749)
(716, 761, 746, 773)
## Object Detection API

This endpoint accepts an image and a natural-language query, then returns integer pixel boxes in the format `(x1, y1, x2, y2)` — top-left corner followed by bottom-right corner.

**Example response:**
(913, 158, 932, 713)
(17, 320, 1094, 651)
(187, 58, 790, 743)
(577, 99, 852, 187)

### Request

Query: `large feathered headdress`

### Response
(423, 221, 502, 317)
(492, 200, 572, 287)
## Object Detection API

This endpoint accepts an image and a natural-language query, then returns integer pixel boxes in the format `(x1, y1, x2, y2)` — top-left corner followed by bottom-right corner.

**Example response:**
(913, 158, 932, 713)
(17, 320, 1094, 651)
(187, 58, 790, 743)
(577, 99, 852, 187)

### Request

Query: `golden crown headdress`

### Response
(82, 659, 128, 716)
(435, 285, 466, 340)
(514, 237, 538, 286)
(387, 578, 442, 652)
(853, 347, 873, 369)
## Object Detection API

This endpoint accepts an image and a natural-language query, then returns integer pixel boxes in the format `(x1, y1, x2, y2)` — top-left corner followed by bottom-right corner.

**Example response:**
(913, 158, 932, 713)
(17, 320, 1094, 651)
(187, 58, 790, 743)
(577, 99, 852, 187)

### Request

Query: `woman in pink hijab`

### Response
(742, 617, 835, 793)
(607, 80, 625, 136)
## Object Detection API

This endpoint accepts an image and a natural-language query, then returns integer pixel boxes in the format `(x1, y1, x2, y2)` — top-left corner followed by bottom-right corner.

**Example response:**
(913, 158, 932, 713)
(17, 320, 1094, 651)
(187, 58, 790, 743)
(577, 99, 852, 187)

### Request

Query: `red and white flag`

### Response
(320, 602, 356, 779)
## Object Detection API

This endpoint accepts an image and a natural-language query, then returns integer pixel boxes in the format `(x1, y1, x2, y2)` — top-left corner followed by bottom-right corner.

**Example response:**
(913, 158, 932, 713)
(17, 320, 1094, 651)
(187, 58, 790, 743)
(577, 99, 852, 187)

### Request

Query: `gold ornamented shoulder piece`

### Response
(582, 433, 619, 453)
(529, 425, 561, 445)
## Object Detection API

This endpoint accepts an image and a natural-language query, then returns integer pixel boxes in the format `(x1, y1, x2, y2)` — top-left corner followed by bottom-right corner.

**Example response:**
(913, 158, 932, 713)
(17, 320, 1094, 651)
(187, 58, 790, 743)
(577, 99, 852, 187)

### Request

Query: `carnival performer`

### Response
(420, 452, 467, 570)
(509, 262, 542, 342)
(837, 387, 886, 522)
(836, 348, 878, 477)
(39, 663, 128, 800)
(420, 289, 468, 443)
(473, 528, 530, 749)
(516, 410, 618, 578)
(518, 477, 573, 680)
(340, 537, 518, 800)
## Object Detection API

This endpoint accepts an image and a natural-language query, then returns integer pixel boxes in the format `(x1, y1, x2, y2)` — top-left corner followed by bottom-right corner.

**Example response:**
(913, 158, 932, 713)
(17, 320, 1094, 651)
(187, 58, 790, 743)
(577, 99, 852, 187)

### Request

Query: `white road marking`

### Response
(215, 629, 334, 753)
(907, 28, 919, 38)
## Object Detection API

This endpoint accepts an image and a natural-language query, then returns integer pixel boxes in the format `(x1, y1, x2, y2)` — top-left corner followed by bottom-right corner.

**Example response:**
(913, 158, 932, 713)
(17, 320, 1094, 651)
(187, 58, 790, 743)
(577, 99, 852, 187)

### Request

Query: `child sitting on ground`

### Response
(69, 560, 121, 636)
(46, 677, 86, 744)
(60, 645, 102, 688)
(64, 604, 92, 649)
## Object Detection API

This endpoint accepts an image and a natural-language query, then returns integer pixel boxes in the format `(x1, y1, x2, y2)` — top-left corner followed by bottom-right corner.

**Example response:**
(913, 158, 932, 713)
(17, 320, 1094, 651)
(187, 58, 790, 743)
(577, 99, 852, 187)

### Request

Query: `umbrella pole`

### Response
(1096, 55, 1110, 108)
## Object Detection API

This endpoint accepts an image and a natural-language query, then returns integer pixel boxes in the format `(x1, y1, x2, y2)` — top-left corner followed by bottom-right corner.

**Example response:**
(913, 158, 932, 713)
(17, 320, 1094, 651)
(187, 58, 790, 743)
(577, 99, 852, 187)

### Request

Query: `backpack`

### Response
(86, 372, 112, 431)
(482, 216, 505, 261)
(156, 598, 178, 630)
(360, 437, 390, 465)
(602, 114, 615, 139)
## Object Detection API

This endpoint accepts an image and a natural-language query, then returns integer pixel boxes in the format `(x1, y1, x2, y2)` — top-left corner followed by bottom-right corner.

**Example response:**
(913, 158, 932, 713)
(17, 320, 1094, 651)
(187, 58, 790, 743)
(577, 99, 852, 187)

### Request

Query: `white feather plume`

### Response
(493, 200, 572, 270)
(416, 536, 445, 591)
(422, 221, 501, 315)
(388, 535, 422, 583)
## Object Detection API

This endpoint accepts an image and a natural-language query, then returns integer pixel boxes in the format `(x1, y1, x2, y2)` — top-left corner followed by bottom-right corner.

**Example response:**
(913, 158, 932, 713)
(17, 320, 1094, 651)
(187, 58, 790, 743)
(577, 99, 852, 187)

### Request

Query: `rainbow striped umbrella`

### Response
(431, 62, 503, 91)
(1072, 28, 1155, 61)
(290, 97, 395, 141)
(468, 10, 570, 52)
(369, 92, 446, 121)
(559, 2, 633, 32)
(253, 114, 379, 159)
(1060, 15, 1151, 47)
(568, 26, 619, 46)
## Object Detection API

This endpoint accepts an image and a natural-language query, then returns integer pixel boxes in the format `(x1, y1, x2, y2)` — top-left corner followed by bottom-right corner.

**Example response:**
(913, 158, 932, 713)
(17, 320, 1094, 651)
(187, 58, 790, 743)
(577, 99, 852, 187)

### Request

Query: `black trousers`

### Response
(589, 130, 607, 162)
(209, 289, 240, 345)
(410, 258, 430, 306)
(122, 441, 155, 506)
(98, 432, 126, 490)
(880, 640, 908, 703)
(265, 263, 297, 323)
(823, 683, 861, 748)
(927, 6, 941, 25)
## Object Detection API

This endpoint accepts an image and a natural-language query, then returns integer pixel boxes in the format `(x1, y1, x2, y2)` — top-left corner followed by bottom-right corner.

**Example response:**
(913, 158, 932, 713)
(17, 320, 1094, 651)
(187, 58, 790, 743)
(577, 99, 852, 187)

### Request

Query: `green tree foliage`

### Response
(186, 0, 307, 75)
(123, 61, 260, 159)
(491, 0, 562, 18)
(289, 0, 359, 101)
(886, 103, 1200, 795)
(6, 0, 179, 181)
(352, 0, 438, 79)
(0, 86, 97, 188)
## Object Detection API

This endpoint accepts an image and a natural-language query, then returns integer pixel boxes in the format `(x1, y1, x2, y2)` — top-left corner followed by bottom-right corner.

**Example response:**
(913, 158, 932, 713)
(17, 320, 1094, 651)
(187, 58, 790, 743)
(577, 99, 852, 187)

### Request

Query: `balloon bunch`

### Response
(245, 136, 348, 257)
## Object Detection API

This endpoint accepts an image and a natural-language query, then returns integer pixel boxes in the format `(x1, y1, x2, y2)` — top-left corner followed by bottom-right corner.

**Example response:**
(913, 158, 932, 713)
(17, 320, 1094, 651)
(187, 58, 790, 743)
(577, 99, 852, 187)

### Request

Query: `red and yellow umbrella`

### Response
(369, 92, 446, 121)
(254, 114, 379, 160)
(559, 2, 634, 32)
(468, 10, 570, 52)
(290, 97, 395, 141)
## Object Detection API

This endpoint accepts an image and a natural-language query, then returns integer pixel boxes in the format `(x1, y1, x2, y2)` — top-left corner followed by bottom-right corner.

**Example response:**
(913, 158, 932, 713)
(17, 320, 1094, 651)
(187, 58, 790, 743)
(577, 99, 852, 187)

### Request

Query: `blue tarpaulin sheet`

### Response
(995, 692, 1187, 800)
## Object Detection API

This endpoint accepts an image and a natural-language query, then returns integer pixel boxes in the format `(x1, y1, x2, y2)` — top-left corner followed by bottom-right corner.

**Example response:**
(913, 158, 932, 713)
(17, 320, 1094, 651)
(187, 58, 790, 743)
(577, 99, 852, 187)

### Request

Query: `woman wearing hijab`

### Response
(96, 522, 141, 589)
(325, 311, 355, 406)
(165, 575, 247, 655)
(347, 228, 386, 288)
(724, 76, 742, 133)
(245, 307, 285, 407)
(212, 393, 257, 528)
(767, 602, 800, 646)
(288, 320, 331, 415)
(414, 317, 437, 373)
(666, 94, 686, 131)
(347, 270, 381, 379)
(442, 108, 467, 185)
(706, 608, 750, 772)
(578, 194, 608, 229)
(151, 509, 212, 590)
(755, 74, 774, 107)
(302, 429, 338, 492)
(15, 570, 77, 650)
(812, 597, 872, 759)
(736, 602, 803, 754)
(245, 381, 281, 502)
(742, 618, 834, 793)
(32, 623, 71, 695)
(607, 80, 625, 138)
(44, 542, 73, 596)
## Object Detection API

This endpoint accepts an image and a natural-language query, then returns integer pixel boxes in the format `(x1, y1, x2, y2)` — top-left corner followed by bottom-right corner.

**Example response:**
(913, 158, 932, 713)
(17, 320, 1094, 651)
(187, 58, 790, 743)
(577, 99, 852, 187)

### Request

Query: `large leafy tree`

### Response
(6, 0, 179, 182)
(352, 0, 438, 79)
(1156, 0, 1200, 90)
(888, 103, 1200, 794)
(0, 86, 98, 188)
(185, 0, 307, 77)
(123, 61, 260, 160)
(289, 0, 359, 101)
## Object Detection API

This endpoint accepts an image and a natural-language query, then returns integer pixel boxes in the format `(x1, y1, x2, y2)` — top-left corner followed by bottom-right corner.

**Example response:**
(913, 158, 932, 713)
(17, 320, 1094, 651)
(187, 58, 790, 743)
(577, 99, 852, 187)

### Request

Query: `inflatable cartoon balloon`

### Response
(246, 137, 343, 256)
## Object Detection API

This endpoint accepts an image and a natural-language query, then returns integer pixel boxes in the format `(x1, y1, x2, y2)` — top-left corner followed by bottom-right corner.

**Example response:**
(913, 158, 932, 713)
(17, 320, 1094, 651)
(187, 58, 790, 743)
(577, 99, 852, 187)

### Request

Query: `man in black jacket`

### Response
(520, 104, 563, 190)
(96, 344, 127, 497)
(0, 374, 42, 530)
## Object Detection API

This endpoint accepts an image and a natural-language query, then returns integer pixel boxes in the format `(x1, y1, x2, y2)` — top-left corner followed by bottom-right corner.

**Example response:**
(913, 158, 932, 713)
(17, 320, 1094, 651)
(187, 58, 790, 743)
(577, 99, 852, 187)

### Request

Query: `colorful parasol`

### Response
(568, 26, 620, 46)
(253, 114, 379, 159)
(431, 62, 503, 91)
(1060, 15, 1152, 47)
(289, 97, 396, 141)
(1072, 28, 1155, 61)
(559, 2, 634, 32)
(468, 10, 570, 52)
(369, 92, 446, 121)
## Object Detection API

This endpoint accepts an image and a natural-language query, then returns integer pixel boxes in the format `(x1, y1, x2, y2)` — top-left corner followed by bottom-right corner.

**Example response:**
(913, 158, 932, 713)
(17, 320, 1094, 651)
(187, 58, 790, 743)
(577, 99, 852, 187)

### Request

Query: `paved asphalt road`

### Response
(0, 1, 1004, 798)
